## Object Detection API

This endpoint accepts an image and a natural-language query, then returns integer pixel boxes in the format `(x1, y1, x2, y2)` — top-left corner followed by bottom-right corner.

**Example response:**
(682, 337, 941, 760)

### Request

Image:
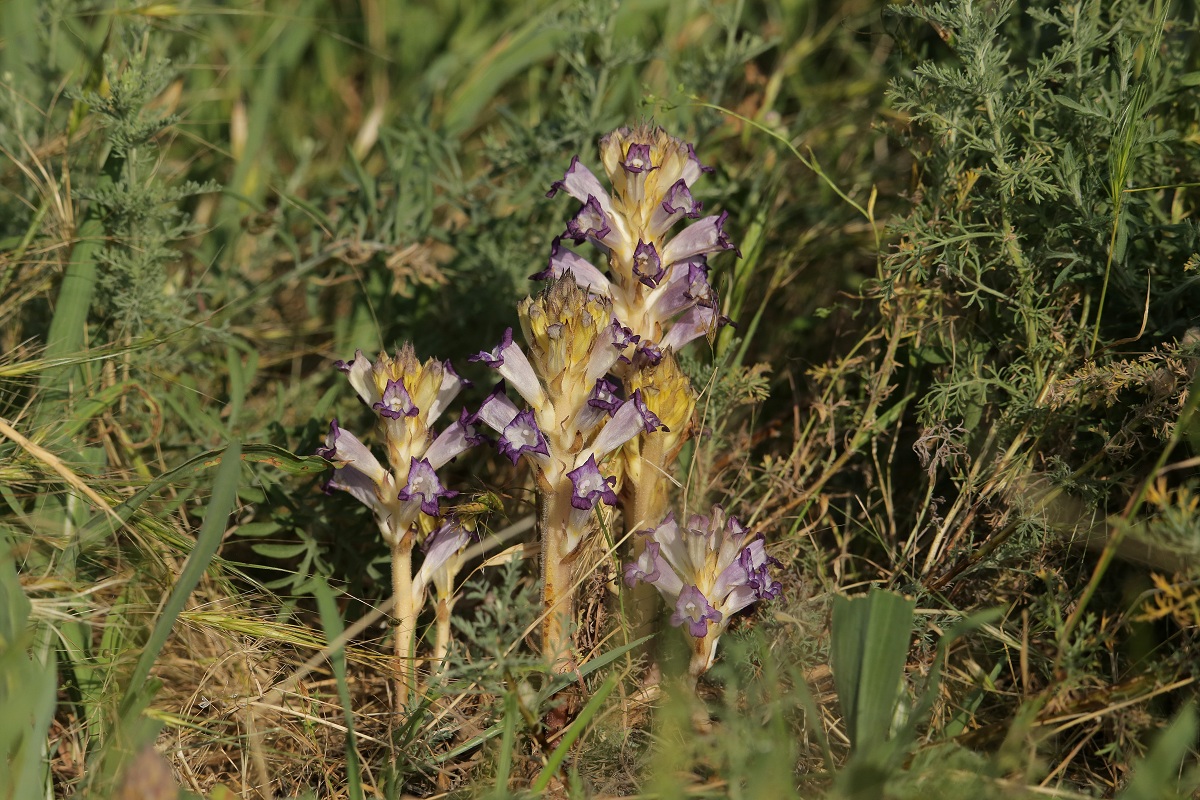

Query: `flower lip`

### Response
(623, 540, 663, 587)
(315, 418, 341, 461)
(610, 320, 640, 350)
(632, 240, 665, 288)
(622, 143, 656, 174)
(469, 328, 514, 368)
(566, 454, 618, 510)
(497, 409, 550, 465)
(398, 457, 457, 517)
(671, 585, 723, 637)
(631, 389, 668, 433)
(662, 179, 702, 218)
(457, 407, 492, 447)
(564, 196, 612, 244)
(587, 378, 622, 415)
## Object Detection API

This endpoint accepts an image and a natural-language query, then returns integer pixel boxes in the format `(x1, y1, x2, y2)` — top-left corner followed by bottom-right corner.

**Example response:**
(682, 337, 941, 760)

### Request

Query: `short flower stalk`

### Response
(624, 506, 781, 683)
(318, 345, 480, 709)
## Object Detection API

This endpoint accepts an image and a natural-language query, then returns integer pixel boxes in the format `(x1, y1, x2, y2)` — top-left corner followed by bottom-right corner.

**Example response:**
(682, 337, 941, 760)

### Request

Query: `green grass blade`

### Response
(829, 588, 915, 758)
(37, 215, 102, 403)
(314, 578, 363, 800)
(1117, 705, 1198, 800)
(530, 674, 618, 793)
(120, 440, 243, 712)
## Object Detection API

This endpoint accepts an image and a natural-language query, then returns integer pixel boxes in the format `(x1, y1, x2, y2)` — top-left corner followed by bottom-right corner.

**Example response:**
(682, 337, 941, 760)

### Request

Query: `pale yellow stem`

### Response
(391, 534, 416, 712)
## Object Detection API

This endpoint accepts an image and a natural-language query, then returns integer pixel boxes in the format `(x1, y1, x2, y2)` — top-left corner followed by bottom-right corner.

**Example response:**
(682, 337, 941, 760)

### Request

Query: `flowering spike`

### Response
(622, 505, 780, 676)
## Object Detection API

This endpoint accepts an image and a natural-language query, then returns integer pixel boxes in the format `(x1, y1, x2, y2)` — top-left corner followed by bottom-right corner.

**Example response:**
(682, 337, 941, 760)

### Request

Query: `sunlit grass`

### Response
(3, 0, 1200, 797)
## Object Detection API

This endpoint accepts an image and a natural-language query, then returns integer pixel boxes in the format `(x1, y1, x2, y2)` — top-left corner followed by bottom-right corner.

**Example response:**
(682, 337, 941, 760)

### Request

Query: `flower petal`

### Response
(334, 350, 380, 407)
(531, 237, 612, 293)
(566, 454, 618, 510)
(670, 585, 723, 638)
(546, 156, 613, 212)
(425, 408, 487, 470)
(469, 329, 547, 409)
(373, 378, 419, 419)
(397, 457, 456, 517)
(426, 360, 470, 425)
(588, 389, 665, 459)
(661, 210, 737, 265)
(498, 409, 550, 466)
(475, 382, 520, 433)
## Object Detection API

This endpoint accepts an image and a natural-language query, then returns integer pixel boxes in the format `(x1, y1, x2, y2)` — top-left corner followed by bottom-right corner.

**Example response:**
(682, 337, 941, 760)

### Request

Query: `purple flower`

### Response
(398, 457, 457, 517)
(546, 155, 610, 204)
(661, 210, 739, 265)
(566, 454, 618, 510)
(587, 378, 622, 415)
(671, 585, 723, 637)
(564, 196, 613, 245)
(589, 389, 666, 459)
(624, 540, 663, 587)
(470, 330, 546, 409)
(531, 237, 611, 292)
(498, 409, 550, 465)
(623, 505, 780, 673)
(424, 407, 488, 469)
(316, 419, 391, 515)
(622, 143, 655, 173)
(632, 240, 665, 288)
(648, 179, 703, 237)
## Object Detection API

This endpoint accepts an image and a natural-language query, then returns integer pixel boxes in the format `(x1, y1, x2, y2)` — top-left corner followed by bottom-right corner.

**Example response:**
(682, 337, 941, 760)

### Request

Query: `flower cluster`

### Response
(470, 278, 665, 668)
(318, 126, 779, 707)
(539, 124, 735, 362)
(319, 346, 482, 543)
(624, 505, 781, 678)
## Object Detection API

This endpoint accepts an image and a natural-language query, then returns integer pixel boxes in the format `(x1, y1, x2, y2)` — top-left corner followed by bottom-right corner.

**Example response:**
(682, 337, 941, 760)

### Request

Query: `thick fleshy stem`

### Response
(390, 533, 417, 711)
(431, 594, 452, 679)
(625, 435, 669, 642)
(540, 481, 579, 673)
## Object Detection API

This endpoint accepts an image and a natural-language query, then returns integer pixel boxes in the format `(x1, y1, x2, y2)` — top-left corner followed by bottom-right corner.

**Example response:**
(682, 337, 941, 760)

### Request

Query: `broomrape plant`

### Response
(318, 345, 482, 706)
(318, 125, 779, 708)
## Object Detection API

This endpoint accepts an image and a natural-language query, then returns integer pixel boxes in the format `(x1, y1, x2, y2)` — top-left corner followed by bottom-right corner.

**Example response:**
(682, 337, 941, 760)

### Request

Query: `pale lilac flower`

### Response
(319, 345, 478, 544)
(624, 506, 781, 676)
(567, 454, 618, 510)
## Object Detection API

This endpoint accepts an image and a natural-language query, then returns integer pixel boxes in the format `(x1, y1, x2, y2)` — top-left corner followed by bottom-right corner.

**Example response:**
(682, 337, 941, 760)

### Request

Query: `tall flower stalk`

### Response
(542, 125, 738, 636)
(470, 278, 664, 671)
(318, 345, 481, 707)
